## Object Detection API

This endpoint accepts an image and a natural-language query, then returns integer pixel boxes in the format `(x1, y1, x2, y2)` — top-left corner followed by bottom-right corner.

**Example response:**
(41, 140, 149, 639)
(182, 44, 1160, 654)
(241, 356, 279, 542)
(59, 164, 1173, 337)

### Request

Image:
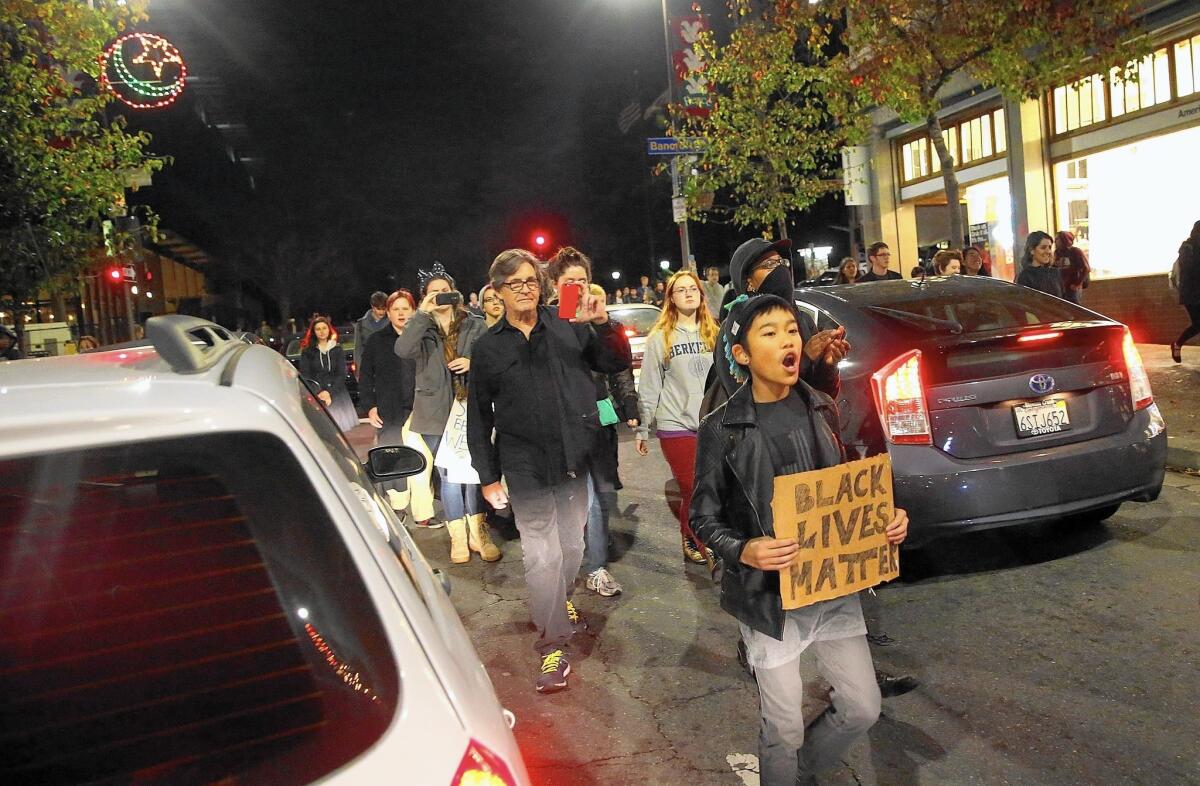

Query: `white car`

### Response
(606, 302, 660, 384)
(0, 316, 530, 786)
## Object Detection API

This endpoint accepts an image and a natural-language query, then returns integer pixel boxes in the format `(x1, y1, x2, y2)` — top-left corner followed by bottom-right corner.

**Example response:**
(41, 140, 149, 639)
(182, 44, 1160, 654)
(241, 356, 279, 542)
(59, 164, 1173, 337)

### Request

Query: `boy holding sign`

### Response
(691, 295, 909, 786)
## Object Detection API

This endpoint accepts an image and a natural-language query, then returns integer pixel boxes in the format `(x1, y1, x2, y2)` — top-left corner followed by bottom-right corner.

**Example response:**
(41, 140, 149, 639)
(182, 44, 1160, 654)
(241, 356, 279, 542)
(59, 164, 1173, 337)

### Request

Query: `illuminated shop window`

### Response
(1176, 35, 1200, 98)
(1111, 48, 1171, 117)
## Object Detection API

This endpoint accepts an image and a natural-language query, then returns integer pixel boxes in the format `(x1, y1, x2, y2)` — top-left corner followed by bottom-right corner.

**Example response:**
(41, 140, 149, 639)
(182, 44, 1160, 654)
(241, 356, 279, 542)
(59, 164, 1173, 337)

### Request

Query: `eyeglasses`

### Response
(500, 277, 541, 293)
(750, 256, 788, 274)
(482, 296, 501, 305)
(673, 286, 701, 296)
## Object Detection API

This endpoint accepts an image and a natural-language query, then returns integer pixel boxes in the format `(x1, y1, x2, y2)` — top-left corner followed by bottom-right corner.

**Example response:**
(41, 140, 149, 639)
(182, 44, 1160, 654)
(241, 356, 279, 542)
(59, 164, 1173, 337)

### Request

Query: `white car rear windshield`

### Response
(0, 432, 398, 784)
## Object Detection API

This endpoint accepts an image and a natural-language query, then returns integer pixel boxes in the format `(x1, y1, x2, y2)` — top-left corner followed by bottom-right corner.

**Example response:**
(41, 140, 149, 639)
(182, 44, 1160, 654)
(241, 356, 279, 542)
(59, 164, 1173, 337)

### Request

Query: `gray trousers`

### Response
(508, 476, 589, 655)
(755, 634, 881, 786)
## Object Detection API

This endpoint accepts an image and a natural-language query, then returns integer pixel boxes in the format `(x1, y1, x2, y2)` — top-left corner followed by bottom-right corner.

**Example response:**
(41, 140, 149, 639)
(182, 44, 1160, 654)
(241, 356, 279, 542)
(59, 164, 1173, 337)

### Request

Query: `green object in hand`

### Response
(596, 397, 619, 427)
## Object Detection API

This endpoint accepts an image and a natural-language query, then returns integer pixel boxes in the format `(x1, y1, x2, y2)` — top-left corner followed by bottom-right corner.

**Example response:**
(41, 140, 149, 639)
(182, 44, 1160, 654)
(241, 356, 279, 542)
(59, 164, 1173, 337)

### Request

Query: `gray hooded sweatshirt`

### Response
(636, 323, 714, 440)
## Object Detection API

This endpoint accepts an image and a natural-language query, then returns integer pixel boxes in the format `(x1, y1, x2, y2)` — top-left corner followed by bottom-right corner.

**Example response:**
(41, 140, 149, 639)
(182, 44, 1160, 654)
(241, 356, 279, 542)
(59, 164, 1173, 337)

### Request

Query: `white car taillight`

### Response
(451, 739, 518, 786)
(870, 349, 932, 445)
(1121, 328, 1153, 411)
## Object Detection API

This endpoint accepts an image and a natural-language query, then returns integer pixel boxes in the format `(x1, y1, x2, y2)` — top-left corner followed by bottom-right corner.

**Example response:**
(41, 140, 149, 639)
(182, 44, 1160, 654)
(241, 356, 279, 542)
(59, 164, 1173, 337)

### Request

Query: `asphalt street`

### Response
(386, 427, 1200, 786)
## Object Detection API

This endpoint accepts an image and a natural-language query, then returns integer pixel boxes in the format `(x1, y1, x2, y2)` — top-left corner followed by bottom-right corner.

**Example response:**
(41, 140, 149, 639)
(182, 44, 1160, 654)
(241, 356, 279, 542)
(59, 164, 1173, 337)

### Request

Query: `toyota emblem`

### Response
(1029, 373, 1056, 395)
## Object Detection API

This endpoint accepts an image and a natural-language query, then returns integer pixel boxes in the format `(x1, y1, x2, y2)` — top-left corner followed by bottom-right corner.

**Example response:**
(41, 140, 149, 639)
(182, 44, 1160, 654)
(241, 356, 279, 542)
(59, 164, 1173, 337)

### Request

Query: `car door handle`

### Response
(431, 568, 452, 596)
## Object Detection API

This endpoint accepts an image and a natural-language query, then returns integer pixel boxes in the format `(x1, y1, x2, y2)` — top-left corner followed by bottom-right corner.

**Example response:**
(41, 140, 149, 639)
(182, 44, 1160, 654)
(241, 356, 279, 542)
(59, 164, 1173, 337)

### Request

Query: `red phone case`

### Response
(558, 283, 581, 319)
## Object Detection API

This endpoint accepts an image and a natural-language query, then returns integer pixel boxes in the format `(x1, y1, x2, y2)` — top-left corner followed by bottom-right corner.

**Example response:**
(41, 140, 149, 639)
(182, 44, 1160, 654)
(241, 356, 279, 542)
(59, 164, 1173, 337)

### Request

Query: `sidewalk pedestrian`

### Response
(691, 294, 909, 786)
(395, 263, 495, 562)
(962, 245, 989, 276)
(933, 249, 962, 275)
(1016, 231, 1063, 298)
(467, 248, 631, 693)
(834, 257, 861, 285)
(701, 266, 727, 318)
(859, 242, 902, 282)
(0, 326, 20, 361)
(546, 247, 639, 598)
(652, 280, 666, 306)
(1055, 231, 1090, 304)
(635, 269, 720, 565)
(353, 291, 390, 374)
(1171, 220, 1200, 363)
(299, 316, 359, 431)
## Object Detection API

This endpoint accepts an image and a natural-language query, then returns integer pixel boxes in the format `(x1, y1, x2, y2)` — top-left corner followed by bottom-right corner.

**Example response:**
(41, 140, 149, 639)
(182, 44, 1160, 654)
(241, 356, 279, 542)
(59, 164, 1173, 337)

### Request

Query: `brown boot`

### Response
(447, 518, 470, 564)
(467, 513, 501, 562)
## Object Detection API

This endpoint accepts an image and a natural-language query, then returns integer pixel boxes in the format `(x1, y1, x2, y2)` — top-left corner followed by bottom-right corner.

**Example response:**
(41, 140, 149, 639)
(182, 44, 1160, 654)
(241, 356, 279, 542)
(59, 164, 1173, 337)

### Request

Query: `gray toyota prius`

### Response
(795, 276, 1167, 545)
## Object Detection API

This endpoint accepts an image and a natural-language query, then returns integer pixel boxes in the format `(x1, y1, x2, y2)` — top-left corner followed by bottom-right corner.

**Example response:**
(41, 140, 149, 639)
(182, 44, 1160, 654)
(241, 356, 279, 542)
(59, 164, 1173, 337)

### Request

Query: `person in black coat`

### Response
(359, 290, 417, 448)
(1172, 220, 1200, 363)
(298, 316, 358, 431)
(1016, 231, 1063, 298)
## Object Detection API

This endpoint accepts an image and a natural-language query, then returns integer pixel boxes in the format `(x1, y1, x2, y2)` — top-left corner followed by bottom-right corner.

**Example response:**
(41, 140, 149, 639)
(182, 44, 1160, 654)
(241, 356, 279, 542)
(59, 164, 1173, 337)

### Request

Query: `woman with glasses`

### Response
(395, 264, 495, 564)
(636, 270, 721, 565)
(479, 283, 505, 327)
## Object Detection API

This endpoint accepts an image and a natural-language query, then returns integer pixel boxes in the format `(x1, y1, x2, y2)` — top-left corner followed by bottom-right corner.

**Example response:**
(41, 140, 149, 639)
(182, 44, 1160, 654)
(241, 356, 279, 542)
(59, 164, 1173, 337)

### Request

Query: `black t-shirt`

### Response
(755, 391, 821, 476)
(860, 269, 902, 282)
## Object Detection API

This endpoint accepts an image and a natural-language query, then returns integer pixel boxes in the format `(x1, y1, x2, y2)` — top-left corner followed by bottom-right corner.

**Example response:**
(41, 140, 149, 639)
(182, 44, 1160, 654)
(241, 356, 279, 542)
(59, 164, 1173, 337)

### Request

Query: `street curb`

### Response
(1167, 443, 1200, 473)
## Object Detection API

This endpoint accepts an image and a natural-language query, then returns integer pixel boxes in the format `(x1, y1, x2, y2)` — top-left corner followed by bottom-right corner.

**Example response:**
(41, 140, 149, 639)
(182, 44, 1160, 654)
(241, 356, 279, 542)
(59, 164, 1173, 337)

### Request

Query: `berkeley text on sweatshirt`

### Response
(636, 324, 714, 440)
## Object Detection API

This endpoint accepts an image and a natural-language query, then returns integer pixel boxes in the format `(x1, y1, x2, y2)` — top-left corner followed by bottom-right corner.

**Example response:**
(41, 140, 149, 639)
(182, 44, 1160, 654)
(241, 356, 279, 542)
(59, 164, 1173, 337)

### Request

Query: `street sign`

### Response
(647, 137, 702, 156)
(672, 196, 688, 223)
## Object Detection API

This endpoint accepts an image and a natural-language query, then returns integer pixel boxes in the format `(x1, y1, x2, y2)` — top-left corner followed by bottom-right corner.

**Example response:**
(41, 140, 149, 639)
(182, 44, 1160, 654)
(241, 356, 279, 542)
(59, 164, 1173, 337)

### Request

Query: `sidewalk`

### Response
(1139, 343, 1200, 472)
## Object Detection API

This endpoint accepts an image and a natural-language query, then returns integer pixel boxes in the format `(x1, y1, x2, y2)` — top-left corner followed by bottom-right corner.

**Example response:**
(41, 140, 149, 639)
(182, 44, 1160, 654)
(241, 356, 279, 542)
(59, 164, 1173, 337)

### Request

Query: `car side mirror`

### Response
(366, 445, 427, 480)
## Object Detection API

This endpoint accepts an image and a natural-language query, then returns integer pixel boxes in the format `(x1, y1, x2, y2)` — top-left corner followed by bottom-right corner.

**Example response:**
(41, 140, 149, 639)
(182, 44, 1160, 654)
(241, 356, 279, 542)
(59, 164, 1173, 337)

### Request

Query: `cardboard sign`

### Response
(771, 454, 900, 610)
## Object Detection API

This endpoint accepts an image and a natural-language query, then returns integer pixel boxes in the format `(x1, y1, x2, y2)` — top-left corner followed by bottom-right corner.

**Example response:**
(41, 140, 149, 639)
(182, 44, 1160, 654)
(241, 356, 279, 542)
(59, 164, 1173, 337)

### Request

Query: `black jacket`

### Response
(690, 380, 844, 640)
(358, 324, 415, 426)
(299, 344, 348, 395)
(1178, 240, 1200, 306)
(467, 308, 632, 490)
(1016, 264, 1064, 299)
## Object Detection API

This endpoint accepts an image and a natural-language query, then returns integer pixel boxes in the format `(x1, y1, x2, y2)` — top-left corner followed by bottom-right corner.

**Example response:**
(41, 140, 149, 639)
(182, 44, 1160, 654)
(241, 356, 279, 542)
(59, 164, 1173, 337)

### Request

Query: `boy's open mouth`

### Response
(781, 351, 799, 374)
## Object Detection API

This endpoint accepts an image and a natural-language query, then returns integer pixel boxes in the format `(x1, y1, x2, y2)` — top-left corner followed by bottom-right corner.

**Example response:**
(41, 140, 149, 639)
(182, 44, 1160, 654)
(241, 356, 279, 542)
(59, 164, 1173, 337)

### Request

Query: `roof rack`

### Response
(145, 315, 243, 374)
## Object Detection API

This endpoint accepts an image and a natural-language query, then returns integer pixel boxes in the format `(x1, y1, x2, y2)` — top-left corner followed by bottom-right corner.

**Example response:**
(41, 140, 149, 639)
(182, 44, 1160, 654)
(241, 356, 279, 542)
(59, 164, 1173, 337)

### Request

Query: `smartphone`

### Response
(435, 292, 462, 307)
(557, 283, 582, 320)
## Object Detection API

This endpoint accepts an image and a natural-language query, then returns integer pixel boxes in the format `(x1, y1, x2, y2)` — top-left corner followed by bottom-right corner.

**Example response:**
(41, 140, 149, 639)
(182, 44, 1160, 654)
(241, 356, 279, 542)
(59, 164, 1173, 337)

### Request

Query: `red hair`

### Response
(386, 288, 416, 311)
(300, 316, 338, 350)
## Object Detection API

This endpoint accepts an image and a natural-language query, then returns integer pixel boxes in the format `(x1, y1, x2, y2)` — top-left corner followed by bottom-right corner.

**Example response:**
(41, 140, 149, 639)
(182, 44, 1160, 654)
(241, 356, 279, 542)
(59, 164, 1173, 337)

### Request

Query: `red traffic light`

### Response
(533, 233, 547, 248)
(107, 267, 122, 282)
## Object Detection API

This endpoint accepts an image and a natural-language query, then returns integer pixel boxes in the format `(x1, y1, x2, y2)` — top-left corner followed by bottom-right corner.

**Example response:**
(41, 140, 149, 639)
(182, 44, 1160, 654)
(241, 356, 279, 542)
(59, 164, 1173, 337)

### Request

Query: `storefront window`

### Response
(962, 176, 1015, 283)
(1176, 35, 1200, 98)
(1110, 48, 1172, 117)
(1054, 123, 1200, 280)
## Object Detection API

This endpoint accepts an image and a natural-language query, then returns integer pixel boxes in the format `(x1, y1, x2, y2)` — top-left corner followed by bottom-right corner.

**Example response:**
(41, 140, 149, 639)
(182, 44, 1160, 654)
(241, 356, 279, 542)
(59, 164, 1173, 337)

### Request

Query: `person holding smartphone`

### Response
(546, 247, 639, 598)
(395, 263, 494, 563)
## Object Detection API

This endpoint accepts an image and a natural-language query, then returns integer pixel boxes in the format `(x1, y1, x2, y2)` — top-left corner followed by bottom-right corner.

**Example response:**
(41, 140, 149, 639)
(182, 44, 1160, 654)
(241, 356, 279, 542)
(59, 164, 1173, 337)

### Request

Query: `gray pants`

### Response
(755, 634, 881, 785)
(508, 476, 589, 655)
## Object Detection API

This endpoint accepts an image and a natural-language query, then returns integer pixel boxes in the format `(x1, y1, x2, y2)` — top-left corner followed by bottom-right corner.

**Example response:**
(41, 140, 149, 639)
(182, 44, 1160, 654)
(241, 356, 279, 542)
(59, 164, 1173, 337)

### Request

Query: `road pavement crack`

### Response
(843, 759, 864, 785)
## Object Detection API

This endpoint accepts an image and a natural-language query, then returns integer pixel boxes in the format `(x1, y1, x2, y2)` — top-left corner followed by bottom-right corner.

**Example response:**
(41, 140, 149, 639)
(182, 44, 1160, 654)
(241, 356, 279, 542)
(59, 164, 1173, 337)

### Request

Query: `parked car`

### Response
(797, 268, 842, 288)
(793, 276, 1167, 545)
(606, 302, 660, 383)
(0, 315, 529, 786)
(285, 335, 363, 415)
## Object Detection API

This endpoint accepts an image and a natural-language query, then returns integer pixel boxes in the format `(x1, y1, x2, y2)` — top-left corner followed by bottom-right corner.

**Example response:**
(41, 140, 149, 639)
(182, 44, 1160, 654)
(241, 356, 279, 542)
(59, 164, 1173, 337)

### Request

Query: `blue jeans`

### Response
(421, 433, 482, 520)
(582, 470, 617, 574)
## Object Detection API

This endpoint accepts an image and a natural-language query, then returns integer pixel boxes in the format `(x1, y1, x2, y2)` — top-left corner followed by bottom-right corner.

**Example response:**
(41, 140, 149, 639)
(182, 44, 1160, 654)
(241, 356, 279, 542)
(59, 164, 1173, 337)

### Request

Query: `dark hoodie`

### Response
(353, 308, 390, 367)
(1055, 231, 1090, 292)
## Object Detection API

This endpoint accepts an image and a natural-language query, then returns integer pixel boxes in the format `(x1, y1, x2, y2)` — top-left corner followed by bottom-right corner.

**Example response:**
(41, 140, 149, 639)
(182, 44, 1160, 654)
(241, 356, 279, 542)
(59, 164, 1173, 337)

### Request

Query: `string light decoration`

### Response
(100, 33, 187, 109)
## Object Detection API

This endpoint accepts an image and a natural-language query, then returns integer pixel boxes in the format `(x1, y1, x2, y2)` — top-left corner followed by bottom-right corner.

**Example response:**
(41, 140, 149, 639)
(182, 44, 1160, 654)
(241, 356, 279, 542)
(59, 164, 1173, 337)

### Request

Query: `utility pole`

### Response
(660, 0, 693, 272)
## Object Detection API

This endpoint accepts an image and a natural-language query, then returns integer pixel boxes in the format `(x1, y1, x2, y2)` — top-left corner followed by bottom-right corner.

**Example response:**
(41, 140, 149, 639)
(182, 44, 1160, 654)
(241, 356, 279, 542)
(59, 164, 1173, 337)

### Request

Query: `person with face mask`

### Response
(700, 238, 847, 420)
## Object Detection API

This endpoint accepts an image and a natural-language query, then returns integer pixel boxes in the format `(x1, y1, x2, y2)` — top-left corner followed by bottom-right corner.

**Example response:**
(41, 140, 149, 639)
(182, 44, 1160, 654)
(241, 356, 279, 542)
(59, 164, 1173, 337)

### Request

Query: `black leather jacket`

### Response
(690, 379, 844, 640)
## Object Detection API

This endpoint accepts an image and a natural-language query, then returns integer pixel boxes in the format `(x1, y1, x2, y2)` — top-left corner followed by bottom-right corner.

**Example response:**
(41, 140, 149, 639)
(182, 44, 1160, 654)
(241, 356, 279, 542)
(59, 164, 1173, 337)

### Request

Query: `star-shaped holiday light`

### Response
(129, 34, 183, 80)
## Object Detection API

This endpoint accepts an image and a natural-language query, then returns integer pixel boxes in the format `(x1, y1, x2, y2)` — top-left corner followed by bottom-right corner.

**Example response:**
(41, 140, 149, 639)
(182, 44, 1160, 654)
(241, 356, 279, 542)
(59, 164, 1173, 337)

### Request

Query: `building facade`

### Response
(860, 1, 1200, 343)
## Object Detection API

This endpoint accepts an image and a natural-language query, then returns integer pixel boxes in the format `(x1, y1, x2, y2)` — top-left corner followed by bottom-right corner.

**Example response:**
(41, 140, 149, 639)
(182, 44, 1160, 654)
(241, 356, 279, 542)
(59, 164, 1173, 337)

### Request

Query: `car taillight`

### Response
(870, 349, 932, 445)
(624, 328, 637, 338)
(451, 739, 517, 786)
(348, 361, 356, 375)
(1121, 328, 1153, 410)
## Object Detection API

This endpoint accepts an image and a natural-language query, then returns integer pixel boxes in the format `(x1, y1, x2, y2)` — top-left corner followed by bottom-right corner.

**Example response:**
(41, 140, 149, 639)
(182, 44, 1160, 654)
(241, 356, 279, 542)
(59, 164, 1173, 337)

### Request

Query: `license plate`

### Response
(1013, 398, 1071, 438)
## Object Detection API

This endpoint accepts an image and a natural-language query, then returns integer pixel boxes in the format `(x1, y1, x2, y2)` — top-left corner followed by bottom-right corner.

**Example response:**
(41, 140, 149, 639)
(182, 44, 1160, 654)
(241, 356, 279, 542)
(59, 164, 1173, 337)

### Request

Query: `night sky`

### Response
(126, 1, 848, 320)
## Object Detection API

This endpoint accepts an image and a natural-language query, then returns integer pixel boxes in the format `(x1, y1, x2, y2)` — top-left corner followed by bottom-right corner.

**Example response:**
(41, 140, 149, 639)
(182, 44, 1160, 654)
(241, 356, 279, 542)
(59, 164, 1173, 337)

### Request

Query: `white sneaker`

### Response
(585, 568, 622, 597)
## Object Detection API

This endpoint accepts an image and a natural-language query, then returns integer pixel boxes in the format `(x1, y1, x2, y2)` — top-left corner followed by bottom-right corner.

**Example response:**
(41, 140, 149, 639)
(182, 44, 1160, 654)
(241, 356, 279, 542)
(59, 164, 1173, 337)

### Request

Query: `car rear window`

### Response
(865, 287, 1085, 334)
(608, 307, 660, 335)
(0, 432, 398, 785)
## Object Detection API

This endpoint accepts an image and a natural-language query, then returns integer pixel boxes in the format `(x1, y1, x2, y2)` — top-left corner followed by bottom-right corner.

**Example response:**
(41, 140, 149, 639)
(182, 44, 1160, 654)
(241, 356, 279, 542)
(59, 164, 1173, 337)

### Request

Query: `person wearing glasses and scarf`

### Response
(395, 263, 494, 564)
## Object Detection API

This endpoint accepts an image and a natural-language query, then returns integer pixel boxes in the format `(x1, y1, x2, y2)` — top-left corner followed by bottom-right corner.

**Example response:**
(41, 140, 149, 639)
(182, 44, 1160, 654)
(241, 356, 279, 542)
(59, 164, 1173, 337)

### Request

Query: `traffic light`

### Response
(532, 231, 548, 251)
(106, 266, 122, 283)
